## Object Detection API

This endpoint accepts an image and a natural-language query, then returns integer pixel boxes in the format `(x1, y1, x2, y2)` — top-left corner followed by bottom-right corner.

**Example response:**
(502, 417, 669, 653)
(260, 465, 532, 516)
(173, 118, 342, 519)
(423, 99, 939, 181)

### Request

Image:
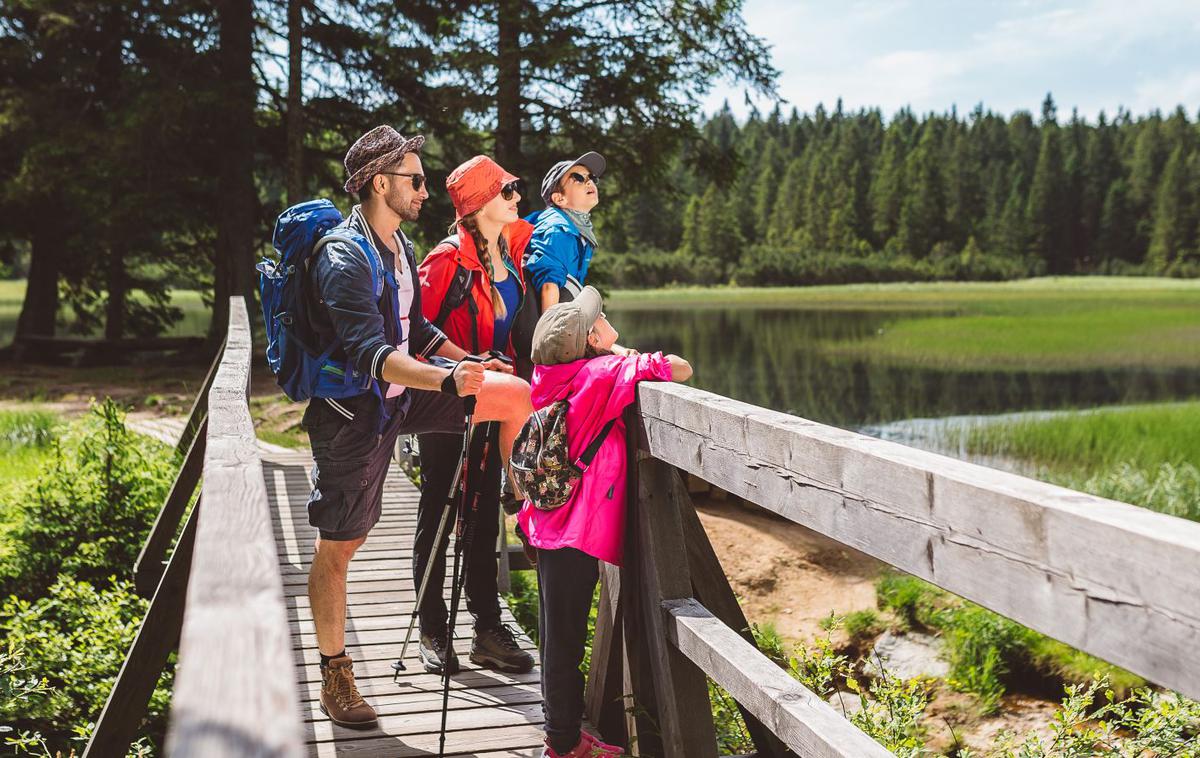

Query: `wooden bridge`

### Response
(85, 297, 1200, 757)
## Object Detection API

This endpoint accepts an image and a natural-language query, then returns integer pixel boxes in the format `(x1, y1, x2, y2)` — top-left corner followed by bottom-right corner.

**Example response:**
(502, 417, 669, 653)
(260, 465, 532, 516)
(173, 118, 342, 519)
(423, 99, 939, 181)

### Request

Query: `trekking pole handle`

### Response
(460, 354, 485, 416)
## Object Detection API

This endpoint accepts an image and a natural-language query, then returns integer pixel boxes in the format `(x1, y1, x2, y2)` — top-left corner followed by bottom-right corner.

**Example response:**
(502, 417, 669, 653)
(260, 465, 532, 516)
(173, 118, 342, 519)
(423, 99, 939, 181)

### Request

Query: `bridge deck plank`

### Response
(262, 452, 545, 758)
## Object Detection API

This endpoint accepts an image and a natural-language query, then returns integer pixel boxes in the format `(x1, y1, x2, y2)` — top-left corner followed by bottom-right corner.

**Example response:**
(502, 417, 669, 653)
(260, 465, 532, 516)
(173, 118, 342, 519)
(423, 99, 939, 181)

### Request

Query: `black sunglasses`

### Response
(378, 172, 426, 191)
(500, 180, 523, 201)
(567, 171, 599, 185)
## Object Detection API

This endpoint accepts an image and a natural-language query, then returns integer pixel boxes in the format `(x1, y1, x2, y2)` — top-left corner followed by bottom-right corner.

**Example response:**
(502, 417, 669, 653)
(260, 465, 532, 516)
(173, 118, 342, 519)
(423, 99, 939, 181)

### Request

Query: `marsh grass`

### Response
(958, 401, 1200, 475)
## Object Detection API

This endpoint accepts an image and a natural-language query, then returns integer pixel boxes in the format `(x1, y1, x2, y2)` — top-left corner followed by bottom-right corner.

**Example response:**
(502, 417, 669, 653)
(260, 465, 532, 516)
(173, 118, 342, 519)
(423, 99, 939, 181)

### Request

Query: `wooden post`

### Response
(628, 405, 718, 757)
(134, 418, 207, 597)
(84, 500, 199, 758)
(585, 562, 628, 747)
(673, 469, 792, 758)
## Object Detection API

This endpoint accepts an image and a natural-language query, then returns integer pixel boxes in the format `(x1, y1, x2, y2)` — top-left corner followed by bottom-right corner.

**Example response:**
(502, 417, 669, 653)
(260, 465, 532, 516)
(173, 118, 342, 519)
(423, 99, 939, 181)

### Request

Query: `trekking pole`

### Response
(437, 421, 493, 758)
(393, 361, 483, 675)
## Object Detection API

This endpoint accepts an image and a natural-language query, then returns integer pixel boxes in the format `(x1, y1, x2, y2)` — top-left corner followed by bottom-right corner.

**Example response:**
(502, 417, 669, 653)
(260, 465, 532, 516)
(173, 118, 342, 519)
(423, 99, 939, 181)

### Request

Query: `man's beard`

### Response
(386, 191, 420, 223)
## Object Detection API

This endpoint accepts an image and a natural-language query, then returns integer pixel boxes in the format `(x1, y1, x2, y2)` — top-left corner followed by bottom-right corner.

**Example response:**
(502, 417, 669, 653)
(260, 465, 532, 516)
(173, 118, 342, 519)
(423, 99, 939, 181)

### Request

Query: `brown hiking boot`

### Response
(320, 654, 377, 729)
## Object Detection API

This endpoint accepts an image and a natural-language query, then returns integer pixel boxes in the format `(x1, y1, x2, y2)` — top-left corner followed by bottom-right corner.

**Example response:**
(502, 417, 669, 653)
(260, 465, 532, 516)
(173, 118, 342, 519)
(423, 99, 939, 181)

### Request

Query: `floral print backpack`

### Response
(510, 400, 617, 510)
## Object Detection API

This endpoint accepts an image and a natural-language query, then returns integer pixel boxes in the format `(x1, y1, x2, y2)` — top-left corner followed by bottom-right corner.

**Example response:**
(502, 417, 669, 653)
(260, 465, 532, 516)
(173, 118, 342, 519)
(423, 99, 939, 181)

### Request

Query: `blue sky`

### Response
(703, 0, 1200, 121)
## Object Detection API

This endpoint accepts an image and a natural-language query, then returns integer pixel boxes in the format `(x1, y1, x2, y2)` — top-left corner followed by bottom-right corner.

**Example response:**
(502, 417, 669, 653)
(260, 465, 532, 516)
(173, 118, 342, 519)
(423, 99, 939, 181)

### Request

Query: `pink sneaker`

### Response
(541, 731, 622, 757)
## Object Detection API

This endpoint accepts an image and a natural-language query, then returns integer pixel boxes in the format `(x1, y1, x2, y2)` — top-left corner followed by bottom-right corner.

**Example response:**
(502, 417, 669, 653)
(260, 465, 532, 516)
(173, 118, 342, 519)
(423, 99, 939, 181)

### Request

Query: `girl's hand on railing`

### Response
(666, 354, 692, 382)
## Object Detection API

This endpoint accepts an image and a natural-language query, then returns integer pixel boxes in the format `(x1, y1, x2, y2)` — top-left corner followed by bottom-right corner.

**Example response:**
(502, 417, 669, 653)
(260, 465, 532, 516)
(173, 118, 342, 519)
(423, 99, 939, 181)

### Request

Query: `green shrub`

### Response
(504, 570, 540, 646)
(939, 603, 1033, 714)
(0, 400, 177, 597)
(875, 572, 941, 629)
(0, 577, 171, 755)
(843, 609, 883, 641)
(989, 678, 1200, 757)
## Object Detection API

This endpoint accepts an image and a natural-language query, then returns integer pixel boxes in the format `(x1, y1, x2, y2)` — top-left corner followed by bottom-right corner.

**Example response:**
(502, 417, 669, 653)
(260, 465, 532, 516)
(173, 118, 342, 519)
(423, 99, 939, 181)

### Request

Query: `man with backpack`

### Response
(296, 126, 534, 729)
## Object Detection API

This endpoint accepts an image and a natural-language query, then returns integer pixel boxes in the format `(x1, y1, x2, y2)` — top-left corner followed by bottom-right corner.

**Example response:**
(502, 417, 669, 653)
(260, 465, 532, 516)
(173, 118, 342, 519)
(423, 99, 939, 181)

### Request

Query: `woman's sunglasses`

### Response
(568, 171, 599, 185)
(500, 180, 523, 201)
(378, 172, 425, 191)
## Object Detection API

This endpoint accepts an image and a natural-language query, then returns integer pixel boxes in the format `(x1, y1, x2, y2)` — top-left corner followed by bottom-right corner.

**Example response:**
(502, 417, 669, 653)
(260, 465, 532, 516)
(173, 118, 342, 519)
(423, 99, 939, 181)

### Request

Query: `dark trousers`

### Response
(412, 425, 502, 635)
(537, 546, 600, 754)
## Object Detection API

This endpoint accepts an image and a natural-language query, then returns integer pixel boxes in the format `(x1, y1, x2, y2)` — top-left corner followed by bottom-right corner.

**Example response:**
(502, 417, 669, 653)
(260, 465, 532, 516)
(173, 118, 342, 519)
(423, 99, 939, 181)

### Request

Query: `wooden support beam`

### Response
(638, 382, 1200, 700)
(584, 562, 628, 748)
(167, 297, 303, 757)
(633, 452, 719, 757)
(84, 500, 199, 757)
(134, 418, 206, 597)
(674, 470, 792, 758)
(664, 598, 891, 758)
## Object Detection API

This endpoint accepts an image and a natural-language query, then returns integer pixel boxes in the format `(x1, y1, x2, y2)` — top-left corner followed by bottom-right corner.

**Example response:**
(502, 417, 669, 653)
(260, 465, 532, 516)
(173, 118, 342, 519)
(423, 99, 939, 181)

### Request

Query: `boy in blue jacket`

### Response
(525, 151, 605, 311)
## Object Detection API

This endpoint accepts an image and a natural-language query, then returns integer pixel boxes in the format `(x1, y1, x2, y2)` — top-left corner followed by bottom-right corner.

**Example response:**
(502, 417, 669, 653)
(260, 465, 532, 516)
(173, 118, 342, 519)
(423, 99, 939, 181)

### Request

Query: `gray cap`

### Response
(531, 286, 603, 365)
(540, 151, 607, 206)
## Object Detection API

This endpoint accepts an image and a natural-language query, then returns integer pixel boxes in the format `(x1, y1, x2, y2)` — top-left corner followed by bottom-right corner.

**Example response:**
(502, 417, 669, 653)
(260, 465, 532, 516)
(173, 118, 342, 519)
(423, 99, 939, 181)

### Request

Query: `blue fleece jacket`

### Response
(522, 207, 595, 291)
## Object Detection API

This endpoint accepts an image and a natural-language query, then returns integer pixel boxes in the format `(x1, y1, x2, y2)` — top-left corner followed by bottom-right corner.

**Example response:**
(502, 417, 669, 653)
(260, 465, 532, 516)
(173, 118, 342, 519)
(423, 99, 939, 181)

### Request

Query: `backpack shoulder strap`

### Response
(432, 234, 475, 332)
(317, 231, 384, 300)
(575, 415, 618, 472)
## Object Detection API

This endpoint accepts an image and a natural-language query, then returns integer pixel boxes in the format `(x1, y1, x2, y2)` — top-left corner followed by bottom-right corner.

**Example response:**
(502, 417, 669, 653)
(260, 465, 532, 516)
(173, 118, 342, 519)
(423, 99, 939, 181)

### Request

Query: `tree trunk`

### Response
(494, 0, 522, 172)
(211, 0, 258, 342)
(15, 216, 62, 342)
(286, 0, 304, 205)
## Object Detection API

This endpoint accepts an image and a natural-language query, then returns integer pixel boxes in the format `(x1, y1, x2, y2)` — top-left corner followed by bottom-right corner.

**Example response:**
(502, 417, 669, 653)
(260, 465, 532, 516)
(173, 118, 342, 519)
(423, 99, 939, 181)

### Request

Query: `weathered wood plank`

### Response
(664, 598, 890, 758)
(167, 297, 304, 757)
(633, 454, 719, 757)
(638, 382, 1200, 699)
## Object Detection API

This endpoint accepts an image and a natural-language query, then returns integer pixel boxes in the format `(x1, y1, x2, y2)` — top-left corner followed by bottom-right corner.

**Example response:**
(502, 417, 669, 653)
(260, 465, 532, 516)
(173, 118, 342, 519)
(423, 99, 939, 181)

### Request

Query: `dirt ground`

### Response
(694, 492, 882, 643)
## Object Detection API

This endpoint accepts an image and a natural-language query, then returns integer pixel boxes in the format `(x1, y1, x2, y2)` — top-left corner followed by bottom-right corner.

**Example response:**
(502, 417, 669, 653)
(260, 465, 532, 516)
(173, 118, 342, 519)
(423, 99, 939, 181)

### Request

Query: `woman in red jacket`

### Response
(412, 155, 536, 676)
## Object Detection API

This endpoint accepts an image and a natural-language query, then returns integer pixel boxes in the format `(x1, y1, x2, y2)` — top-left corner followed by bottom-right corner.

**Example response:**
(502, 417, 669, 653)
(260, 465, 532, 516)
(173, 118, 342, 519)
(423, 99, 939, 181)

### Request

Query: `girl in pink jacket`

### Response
(518, 286, 692, 758)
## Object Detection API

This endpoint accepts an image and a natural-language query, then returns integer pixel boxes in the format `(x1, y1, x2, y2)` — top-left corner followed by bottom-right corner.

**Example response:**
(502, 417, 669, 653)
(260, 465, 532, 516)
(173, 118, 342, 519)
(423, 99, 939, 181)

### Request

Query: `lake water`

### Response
(607, 306, 1200, 430)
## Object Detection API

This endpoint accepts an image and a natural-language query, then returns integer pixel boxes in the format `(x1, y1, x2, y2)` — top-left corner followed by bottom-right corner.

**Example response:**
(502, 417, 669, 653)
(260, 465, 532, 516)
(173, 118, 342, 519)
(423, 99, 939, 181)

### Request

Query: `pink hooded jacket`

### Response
(517, 351, 674, 566)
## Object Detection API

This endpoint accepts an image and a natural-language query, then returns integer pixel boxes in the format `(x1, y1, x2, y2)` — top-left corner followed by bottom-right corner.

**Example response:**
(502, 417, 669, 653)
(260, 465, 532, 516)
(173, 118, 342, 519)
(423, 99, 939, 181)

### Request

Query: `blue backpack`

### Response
(257, 199, 386, 402)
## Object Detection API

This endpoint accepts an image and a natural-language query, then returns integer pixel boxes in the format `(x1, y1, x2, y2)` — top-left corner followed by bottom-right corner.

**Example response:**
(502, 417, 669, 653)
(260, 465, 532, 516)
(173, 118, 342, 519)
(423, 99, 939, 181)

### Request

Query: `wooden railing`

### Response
(84, 297, 303, 757)
(585, 382, 1200, 757)
(85, 299, 1200, 757)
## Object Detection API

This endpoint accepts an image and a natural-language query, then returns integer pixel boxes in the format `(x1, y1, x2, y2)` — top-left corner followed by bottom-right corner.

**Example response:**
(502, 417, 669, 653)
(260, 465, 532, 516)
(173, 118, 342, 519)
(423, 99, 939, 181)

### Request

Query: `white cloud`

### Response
(705, 0, 1200, 119)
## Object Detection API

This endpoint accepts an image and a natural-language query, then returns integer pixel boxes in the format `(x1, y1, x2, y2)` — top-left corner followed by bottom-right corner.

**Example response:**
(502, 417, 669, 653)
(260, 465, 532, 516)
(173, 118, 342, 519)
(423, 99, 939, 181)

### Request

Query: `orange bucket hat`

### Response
(446, 155, 520, 221)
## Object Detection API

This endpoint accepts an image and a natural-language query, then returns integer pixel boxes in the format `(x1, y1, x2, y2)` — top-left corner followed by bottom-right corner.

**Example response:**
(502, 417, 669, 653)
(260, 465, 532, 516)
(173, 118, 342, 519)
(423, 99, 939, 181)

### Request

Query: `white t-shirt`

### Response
(386, 232, 415, 398)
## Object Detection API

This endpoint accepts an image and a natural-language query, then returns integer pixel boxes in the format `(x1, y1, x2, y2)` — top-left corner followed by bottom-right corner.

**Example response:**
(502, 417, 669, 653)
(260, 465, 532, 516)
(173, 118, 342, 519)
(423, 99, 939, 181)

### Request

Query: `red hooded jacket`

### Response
(418, 219, 534, 359)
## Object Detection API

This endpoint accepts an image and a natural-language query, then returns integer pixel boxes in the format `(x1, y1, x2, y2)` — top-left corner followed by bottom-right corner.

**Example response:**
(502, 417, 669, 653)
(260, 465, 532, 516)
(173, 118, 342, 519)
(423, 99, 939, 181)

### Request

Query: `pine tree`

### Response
(1026, 124, 1070, 272)
(1147, 146, 1193, 270)
(895, 122, 945, 257)
(1096, 179, 1137, 264)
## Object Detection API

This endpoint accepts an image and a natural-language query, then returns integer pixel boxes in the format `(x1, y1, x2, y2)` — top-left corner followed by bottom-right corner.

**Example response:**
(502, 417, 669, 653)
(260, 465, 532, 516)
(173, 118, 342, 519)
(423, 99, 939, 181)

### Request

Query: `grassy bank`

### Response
(0, 280, 210, 345)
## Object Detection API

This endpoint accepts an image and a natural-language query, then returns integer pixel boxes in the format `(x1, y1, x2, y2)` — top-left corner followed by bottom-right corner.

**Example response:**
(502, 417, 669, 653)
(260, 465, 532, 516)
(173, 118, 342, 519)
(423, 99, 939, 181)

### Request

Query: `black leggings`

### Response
(412, 426, 503, 635)
(537, 546, 600, 754)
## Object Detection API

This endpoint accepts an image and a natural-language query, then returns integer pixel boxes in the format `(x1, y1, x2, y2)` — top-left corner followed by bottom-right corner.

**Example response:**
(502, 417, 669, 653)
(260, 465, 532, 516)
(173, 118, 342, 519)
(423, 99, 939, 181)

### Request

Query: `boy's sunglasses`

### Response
(500, 180, 523, 201)
(568, 171, 599, 185)
(378, 172, 425, 191)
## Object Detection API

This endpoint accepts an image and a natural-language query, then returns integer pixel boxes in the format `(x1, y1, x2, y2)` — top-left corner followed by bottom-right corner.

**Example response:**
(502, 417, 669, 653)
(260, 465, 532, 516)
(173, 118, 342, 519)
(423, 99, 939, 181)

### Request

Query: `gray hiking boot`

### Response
(418, 632, 460, 675)
(471, 624, 535, 673)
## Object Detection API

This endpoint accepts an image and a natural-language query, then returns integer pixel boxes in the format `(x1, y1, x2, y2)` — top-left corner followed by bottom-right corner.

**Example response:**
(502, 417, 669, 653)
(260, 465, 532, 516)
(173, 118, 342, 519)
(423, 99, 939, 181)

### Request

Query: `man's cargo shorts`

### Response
(303, 389, 465, 541)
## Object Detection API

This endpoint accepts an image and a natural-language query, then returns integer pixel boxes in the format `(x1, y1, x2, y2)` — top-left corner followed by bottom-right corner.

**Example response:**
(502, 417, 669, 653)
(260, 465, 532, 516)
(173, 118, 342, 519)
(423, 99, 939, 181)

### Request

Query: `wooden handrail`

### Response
(634, 381, 1200, 701)
(166, 297, 303, 756)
